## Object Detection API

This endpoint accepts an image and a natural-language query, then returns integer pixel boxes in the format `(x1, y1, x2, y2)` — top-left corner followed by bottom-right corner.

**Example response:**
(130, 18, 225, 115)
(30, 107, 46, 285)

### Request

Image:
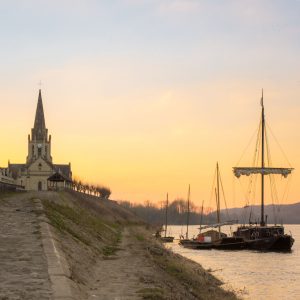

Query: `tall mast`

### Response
(199, 200, 204, 234)
(233, 90, 294, 228)
(261, 89, 265, 226)
(165, 193, 168, 238)
(216, 163, 221, 238)
(186, 184, 190, 239)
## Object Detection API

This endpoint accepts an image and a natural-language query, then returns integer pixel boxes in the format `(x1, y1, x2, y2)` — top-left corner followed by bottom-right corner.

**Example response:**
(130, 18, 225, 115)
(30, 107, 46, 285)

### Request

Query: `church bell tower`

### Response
(26, 90, 52, 164)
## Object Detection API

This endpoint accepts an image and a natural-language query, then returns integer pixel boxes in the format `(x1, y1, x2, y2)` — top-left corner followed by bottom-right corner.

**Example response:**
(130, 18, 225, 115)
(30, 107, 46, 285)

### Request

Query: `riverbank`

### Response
(41, 190, 237, 299)
(0, 191, 237, 299)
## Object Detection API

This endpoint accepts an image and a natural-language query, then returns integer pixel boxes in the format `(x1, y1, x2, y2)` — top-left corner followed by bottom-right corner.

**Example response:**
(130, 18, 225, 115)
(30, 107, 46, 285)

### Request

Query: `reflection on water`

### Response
(166, 225, 300, 300)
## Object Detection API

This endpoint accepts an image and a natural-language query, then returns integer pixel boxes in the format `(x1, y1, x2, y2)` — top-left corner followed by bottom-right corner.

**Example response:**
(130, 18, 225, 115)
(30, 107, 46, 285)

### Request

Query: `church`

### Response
(6, 90, 72, 191)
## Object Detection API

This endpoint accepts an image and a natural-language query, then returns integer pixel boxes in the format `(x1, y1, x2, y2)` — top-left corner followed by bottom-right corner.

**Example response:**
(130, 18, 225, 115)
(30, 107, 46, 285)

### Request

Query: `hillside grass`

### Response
(42, 199, 122, 256)
(132, 226, 237, 300)
(38, 191, 237, 299)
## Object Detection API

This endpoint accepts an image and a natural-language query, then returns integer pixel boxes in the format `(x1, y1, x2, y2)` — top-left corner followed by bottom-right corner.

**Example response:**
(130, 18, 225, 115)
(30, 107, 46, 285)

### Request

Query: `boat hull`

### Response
(179, 239, 214, 250)
(179, 237, 247, 250)
(246, 235, 294, 251)
(179, 235, 294, 252)
(214, 237, 247, 250)
(160, 236, 174, 243)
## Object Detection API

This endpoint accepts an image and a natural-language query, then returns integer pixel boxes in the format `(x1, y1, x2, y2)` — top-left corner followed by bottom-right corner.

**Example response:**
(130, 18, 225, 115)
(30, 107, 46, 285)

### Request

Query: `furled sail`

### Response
(199, 220, 238, 230)
(233, 167, 293, 178)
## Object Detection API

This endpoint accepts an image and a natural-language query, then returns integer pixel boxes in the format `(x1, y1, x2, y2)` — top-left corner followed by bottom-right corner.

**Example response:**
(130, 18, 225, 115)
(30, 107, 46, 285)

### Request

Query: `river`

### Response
(166, 224, 300, 299)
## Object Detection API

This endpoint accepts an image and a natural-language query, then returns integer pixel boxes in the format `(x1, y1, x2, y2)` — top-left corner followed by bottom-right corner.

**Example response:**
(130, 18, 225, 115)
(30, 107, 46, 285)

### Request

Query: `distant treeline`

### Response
(118, 199, 300, 225)
(118, 199, 221, 226)
(72, 178, 111, 199)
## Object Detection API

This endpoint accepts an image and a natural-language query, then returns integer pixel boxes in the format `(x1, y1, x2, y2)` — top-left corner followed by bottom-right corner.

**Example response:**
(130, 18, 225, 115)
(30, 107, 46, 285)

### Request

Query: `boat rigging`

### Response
(233, 90, 295, 251)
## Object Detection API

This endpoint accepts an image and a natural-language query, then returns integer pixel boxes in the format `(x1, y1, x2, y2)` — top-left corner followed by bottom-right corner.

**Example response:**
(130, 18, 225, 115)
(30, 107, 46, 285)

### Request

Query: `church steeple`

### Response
(34, 90, 46, 129)
(27, 89, 52, 164)
(32, 89, 46, 141)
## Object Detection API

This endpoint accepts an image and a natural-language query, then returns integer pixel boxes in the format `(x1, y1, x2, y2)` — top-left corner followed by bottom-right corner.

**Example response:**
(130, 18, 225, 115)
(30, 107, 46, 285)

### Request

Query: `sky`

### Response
(0, 0, 300, 208)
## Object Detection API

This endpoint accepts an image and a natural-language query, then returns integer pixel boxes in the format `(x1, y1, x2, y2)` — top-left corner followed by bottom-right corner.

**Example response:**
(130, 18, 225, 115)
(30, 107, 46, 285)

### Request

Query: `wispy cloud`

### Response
(121, 0, 202, 14)
(158, 0, 201, 14)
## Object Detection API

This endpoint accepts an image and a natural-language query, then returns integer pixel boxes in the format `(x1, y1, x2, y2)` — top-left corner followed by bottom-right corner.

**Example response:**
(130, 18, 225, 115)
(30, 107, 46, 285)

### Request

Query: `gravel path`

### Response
(0, 194, 52, 300)
(87, 228, 157, 300)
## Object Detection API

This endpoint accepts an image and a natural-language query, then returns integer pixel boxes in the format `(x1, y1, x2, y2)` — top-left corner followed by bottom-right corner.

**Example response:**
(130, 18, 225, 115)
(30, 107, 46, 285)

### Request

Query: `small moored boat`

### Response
(159, 193, 174, 243)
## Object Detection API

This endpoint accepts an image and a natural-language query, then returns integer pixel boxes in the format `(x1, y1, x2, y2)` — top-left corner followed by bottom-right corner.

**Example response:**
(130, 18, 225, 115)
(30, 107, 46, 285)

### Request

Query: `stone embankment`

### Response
(0, 191, 237, 300)
(0, 193, 52, 300)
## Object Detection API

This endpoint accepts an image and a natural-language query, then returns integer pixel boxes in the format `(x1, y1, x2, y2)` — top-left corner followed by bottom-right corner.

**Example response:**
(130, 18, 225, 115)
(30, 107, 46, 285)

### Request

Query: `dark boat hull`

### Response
(160, 236, 174, 243)
(214, 237, 247, 250)
(234, 225, 295, 252)
(272, 235, 294, 251)
(180, 237, 247, 250)
(246, 235, 294, 251)
(179, 239, 214, 250)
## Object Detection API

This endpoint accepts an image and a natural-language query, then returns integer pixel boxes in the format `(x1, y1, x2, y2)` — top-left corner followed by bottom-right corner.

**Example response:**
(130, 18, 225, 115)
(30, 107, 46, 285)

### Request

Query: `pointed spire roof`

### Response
(34, 89, 46, 129)
(32, 89, 47, 140)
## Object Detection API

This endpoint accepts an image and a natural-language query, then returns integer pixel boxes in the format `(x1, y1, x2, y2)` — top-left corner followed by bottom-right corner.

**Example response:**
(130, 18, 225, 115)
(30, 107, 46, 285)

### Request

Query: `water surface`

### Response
(166, 225, 300, 299)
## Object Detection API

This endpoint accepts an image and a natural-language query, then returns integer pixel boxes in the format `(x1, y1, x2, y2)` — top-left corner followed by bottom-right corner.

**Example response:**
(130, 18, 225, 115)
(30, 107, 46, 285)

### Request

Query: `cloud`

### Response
(158, 0, 201, 14)
(121, 0, 201, 14)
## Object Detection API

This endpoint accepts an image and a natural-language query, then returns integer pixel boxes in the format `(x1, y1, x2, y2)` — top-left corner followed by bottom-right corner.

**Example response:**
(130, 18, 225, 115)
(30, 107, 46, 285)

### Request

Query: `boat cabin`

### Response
(197, 229, 227, 242)
(234, 225, 284, 240)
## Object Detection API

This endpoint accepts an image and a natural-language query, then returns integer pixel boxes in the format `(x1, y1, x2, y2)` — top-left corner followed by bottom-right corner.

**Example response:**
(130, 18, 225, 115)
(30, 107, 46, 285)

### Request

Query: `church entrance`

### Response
(38, 181, 42, 191)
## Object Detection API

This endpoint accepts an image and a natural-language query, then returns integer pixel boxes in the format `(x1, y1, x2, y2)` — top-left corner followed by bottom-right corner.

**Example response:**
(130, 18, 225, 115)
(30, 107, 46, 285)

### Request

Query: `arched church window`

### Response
(38, 144, 42, 156)
(38, 163, 42, 171)
(32, 145, 34, 155)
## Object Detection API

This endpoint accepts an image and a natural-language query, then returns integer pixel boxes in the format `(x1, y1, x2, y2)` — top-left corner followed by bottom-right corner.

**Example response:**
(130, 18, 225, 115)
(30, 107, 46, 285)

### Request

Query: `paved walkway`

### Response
(87, 228, 158, 300)
(0, 194, 52, 300)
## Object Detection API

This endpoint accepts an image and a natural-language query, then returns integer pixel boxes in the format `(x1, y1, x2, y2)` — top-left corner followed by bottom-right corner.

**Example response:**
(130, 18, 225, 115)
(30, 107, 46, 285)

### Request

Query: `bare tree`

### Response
(98, 186, 111, 199)
(71, 178, 111, 200)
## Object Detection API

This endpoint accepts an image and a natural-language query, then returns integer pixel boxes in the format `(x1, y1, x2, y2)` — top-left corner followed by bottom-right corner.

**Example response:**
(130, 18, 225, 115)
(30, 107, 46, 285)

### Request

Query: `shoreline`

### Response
(40, 190, 237, 299)
(0, 191, 238, 299)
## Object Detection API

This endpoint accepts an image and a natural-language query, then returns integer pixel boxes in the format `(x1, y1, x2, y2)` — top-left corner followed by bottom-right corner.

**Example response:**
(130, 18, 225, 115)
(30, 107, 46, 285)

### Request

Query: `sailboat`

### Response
(159, 193, 174, 243)
(179, 185, 199, 248)
(179, 184, 212, 249)
(232, 91, 295, 251)
(196, 163, 245, 250)
(179, 166, 244, 250)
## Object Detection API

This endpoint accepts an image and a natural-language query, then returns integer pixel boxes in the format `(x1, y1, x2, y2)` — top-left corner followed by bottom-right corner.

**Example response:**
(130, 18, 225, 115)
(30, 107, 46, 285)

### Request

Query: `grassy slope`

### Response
(132, 226, 237, 300)
(38, 190, 237, 300)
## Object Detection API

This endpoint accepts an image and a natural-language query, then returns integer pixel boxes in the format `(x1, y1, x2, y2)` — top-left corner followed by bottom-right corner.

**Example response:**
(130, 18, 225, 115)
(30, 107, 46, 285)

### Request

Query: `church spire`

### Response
(32, 89, 47, 141)
(27, 89, 52, 164)
(34, 89, 46, 130)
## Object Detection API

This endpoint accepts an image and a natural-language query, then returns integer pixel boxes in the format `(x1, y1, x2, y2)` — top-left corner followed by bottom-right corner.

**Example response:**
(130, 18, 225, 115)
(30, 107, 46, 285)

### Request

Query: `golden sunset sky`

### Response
(0, 1, 299, 207)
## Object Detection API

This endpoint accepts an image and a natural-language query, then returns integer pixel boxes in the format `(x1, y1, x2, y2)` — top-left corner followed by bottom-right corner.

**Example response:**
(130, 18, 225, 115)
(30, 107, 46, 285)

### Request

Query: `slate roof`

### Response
(9, 162, 72, 181)
(9, 164, 26, 179)
(48, 172, 72, 182)
(53, 164, 72, 179)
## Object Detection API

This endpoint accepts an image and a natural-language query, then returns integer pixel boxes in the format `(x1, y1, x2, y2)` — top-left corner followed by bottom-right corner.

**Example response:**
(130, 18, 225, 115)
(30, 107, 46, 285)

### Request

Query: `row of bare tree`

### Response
(71, 178, 111, 199)
(118, 199, 216, 225)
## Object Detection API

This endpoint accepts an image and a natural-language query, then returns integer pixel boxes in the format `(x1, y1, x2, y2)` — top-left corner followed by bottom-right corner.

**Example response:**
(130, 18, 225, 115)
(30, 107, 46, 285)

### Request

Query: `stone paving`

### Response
(0, 194, 52, 300)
